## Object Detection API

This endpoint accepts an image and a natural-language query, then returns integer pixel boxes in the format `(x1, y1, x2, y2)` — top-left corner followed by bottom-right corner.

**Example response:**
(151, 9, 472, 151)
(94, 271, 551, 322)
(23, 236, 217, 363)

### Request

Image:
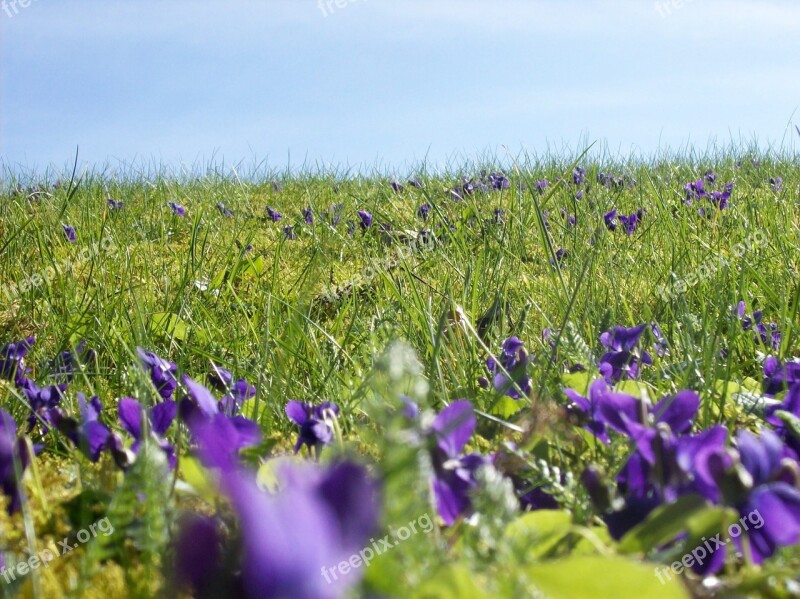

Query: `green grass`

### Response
(0, 151, 799, 597)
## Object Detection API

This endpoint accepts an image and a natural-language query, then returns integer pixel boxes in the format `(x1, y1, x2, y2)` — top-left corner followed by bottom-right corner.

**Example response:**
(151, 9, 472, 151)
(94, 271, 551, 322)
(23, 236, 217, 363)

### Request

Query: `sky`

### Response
(1, 0, 799, 175)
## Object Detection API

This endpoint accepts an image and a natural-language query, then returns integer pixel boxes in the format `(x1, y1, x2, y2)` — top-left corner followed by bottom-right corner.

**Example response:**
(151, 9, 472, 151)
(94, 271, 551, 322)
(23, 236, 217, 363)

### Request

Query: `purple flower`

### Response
(0, 337, 35, 384)
(286, 401, 340, 456)
(409, 178, 424, 189)
(390, 180, 404, 193)
(217, 203, 234, 217)
(118, 397, 178, 469)
(572, 166, 587, 186)
(62, 224, 76, 243)
(417, 204, 430, 221)
(302, 207, 313, 225)
(168, 202, 186, 217)
(48, 339, 96, 383)
(534, 180, 550, 193)
(208, 364, 257, 417)
(57, 393, 112, 462)
(357, 210, 373, 231)
(283, 225, 297, 240)
(598, 324, 652, 382)
(486, 336, 532, 399)
(174, 461, 380, 598)
(708, 183, 733, 210)
(550, 248, 568, 266)
(137, 348, 178, 400)
(618, 210, 643, 235)
(19, 379, 68, 434)
(564, 379, 611, 443)
(770, 177, 783, 193)
(603, 209, 618, 231)
(762, 356, 800, 396)
(181, 375, 261, 469)
(737, 301, 780, 350)
(266, 206, 283, 222)
(107, 197, 123, 210)
(487, 172, 510, 191)
(0, 409, 32, 513)
(684, 179, 707, 205)
(327, 203, 343, 226)
(428, 401, 486, 525)
(702, 430, 800, 566)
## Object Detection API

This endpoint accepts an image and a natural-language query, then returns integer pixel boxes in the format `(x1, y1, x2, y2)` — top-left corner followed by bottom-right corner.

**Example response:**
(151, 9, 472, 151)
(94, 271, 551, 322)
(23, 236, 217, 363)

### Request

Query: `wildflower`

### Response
(137, 348, 178, 400)
(62, 224, 76, 243)
(486, 336, 532, 399)
(285, 401, 340, 456)
(357, 210, 373, 230)
(168, 202, 186, 216)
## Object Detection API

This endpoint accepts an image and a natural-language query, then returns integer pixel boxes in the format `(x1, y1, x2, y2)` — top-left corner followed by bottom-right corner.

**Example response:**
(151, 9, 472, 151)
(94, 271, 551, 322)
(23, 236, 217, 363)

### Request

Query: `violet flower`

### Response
(427, 401, 487, 525)
(0, 409, 32, 514)
(137, 348, 178, 400)
(118, 397, 178, 469)
(168, 202, 186, 217)
(486, 336, 532, 399)
(285, 401, 340, 456)
(62, 224, 77, 243)
(0, 337, 35, 384)
(357, 210, 373, 230)
(174, 460, 380, 599)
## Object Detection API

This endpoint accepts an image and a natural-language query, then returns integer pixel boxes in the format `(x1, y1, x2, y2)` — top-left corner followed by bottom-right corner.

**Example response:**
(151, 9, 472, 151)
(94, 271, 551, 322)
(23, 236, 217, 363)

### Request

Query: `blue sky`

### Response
(1, 0, 799, 174)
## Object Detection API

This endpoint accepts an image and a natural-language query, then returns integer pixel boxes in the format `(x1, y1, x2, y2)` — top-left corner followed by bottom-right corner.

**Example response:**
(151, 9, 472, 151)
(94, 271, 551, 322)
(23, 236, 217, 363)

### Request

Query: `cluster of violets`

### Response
(683, 171, 734, 215)
(0, 337, 384, 598)
(556, 317, 800, 574)
(737, 300, 781, 351)
(0, 338, 263, 508)
(603, 208, 645, 236)
(567, 376, 800, 573)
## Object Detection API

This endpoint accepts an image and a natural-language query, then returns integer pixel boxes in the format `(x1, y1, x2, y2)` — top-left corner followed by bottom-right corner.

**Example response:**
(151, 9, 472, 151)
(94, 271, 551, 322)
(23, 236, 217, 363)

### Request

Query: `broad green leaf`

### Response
(526, 556, 689, 599)
(150, 312, 190, 341)
(490, 394, 524, 419)
(503, 510, 572, 559)
(413, 565, 489, 599)
(242, 255, 267, 277)
(562, 371, 592, 395)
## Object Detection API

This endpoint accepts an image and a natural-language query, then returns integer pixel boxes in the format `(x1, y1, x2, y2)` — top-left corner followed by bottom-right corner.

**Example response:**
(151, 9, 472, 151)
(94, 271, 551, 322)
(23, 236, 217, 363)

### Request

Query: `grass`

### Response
(0, 150, 799, 597)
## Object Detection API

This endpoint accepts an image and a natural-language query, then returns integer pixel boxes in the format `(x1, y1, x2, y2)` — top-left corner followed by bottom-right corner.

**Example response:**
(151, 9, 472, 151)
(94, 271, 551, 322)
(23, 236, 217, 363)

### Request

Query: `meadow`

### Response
(0, 151, 799, 598)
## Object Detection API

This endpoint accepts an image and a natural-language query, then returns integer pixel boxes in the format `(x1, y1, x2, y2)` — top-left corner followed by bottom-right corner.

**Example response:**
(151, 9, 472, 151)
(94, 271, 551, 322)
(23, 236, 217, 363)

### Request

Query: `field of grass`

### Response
(1, 152, 799, 598)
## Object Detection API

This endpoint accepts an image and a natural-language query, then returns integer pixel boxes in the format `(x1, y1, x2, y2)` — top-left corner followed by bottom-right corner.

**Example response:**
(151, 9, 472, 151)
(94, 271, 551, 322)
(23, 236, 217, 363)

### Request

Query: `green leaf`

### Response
(489, 394, 524, 419)
(150, 312, 190, 341)
(413, 565, 489, 599)
(619, 494, 710, 554)
(242, 255, 267, 277)
(178, 456, 220, 503)
(562, 371, 592, 395)
(503, 510, 572, 559)
(616, 379, 651, 400)
(526, 556, 689, 599)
